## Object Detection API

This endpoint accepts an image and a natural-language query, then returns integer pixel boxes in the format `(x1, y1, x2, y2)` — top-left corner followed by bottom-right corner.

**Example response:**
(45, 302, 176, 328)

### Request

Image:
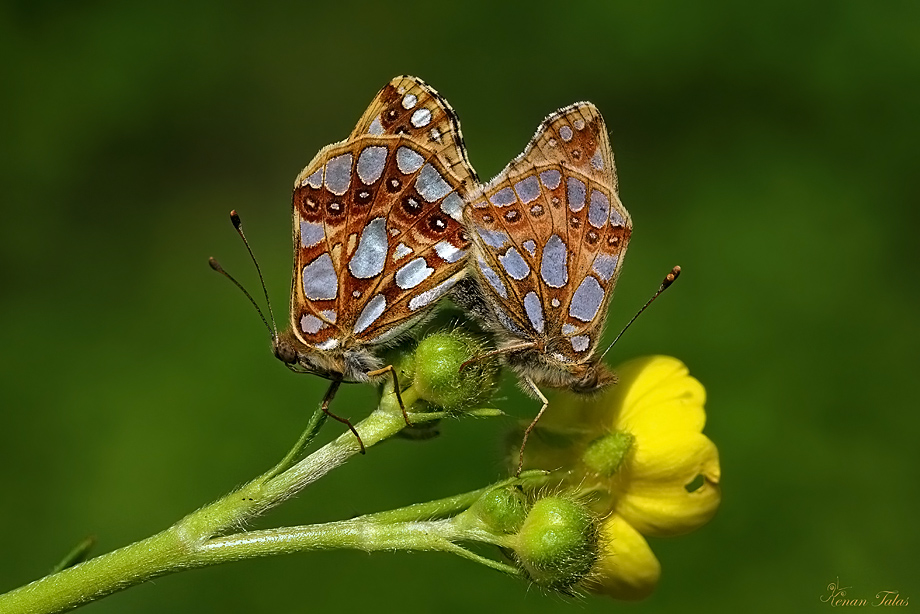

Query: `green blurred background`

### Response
(2, 2, 918, 612)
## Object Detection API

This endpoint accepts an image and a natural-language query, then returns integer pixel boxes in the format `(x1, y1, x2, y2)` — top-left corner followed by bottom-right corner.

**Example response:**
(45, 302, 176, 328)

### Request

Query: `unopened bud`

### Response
(412, 330, 499, 411)
(512, 496, 598, 592)
(470, 486, 529, 535)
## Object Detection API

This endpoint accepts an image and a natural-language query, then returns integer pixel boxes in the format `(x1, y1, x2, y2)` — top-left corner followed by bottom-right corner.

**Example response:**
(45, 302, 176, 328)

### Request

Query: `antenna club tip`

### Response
(208, 257, 223, 272)
(661, 265, 681, 290)
(230, 210, 242, 229)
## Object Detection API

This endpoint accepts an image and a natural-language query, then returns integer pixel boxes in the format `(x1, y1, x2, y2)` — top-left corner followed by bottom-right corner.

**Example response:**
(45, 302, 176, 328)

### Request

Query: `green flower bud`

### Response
(581, 431, 634, 477)
(411, 330, 499, 412)
(513, 496, 598, 592)
(469, 486, 529, 535)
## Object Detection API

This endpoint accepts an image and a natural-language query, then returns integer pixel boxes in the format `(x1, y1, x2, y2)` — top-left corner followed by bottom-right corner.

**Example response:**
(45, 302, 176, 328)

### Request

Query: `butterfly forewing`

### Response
(289, 76, 474, 354)
(350, 76, 477, 191)
(465, 103, 631, 363)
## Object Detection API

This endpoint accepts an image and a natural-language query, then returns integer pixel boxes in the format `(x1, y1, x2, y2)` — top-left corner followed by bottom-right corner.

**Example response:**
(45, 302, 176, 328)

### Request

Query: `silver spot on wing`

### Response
(324, 153, 352, 196)
(477, 257, 507, 299)
(396, 147, 424, 174)
(303, 167, 323, 188)
(353, 294, 387, 334)
(540, 169, 561, 190)
(368, 116, 384, 135)
(592, 253, 619, 281)
(302, 253, 338, 300)
(441, 192, 464, 221)
(567, 177, 586, 212)
(393, 242, 413, 261)
(395, 257, 434, 290)
(524, 291, 544, 333)
(571, 335, 590, 352)
(300, 314, 325, 334)
(569, 275, 604, 322)
(588, 189, 610, 228)
(411, 108, 432, 128)
(475, 226, 509, 249)
(300, 221, 324, 248)
(356, 145, 388, 185)
(489, 187, 517, 207)
(513, 176, 541, 204)
(348, 217, 388, 279)
(415, 164, 451, 202)
(540, 234, 568, 288)
(434, 240, 465, 263)
(498, 246, 530, 280)
(409, 276, 458, 311)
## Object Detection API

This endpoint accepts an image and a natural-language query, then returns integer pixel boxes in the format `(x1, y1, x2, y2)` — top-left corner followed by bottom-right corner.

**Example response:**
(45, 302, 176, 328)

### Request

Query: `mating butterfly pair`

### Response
(225, 76, 636, 460)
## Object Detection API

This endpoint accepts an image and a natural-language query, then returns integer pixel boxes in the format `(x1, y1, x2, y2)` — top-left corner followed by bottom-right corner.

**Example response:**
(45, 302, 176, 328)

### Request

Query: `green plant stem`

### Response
(363, 470, 551, 524)
(194, 519, 518, 573)
(0, 407, 407, 614)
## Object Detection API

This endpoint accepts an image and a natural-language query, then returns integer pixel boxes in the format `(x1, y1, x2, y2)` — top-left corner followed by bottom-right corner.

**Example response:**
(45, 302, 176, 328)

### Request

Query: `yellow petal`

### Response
(615, 356, 707, 434)
(618, 435, 721, 536)
(588, 514, 661, 600)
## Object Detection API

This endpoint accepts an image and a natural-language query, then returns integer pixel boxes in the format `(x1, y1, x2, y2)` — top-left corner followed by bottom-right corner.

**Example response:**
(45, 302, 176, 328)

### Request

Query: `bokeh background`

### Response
(2, 2, 918, 612)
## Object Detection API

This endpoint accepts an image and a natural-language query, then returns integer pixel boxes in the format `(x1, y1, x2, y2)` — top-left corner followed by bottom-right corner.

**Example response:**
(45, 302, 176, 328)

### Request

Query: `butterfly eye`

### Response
(273, 338, 298, 364)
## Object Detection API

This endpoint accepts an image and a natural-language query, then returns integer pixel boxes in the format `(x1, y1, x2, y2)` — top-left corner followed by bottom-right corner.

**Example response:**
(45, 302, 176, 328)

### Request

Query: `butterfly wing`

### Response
(465, 103, 631, 363)
(350, 75, 477, 191)
(289, 77, 475, 351)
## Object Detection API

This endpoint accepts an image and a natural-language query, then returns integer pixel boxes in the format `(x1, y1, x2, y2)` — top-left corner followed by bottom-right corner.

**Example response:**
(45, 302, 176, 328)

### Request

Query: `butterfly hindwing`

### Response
(350, 75, 477, 193)
(465, 103, 631, 362)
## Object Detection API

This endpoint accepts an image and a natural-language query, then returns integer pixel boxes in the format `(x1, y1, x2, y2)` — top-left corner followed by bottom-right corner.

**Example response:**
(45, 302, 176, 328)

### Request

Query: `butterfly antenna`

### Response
(228, 210, 278, 338)
(209, 257, 274, 338)
(600, 266, 681, 359)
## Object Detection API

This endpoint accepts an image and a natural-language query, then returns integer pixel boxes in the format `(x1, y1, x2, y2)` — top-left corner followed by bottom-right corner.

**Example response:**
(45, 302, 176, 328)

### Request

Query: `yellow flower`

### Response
(523, 356, 721, 600)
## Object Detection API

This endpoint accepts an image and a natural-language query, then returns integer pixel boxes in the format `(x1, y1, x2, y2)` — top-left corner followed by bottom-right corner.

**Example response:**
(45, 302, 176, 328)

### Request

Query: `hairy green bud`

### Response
(582, 431, 634, 477)
(513, 496, 598, 592)
(470, 486, 529, 535)
(411, 330, 499, 411)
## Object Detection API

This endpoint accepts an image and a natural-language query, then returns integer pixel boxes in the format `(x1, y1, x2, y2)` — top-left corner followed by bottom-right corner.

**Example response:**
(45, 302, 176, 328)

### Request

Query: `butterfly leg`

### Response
(320, 379, 366, 454)
(516, 375, 550, 477)
(366, 364, 411, 427)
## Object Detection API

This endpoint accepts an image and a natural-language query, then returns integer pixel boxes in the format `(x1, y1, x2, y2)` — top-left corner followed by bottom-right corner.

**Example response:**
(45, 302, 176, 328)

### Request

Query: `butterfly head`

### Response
(272, 328, 381, 382)
(569, 360, 617, 394)
(272, 328, 342, 380)
(508, 347, 616, 395)
(272, 330, 300, 366)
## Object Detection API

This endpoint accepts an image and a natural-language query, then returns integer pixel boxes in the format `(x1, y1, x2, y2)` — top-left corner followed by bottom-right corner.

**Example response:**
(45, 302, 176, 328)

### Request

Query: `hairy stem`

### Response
(0, 408, 406, 614)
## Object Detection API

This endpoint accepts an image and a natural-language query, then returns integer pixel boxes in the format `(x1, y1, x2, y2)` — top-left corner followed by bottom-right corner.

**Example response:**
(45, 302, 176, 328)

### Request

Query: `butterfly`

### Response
(456, 102, 633, 471)
(269, 76, 478, 449)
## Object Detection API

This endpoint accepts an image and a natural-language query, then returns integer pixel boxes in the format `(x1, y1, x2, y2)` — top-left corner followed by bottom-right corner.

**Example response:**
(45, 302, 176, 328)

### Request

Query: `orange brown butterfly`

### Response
(455, 102, 679, 472)
(212, 76, 477, 450)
